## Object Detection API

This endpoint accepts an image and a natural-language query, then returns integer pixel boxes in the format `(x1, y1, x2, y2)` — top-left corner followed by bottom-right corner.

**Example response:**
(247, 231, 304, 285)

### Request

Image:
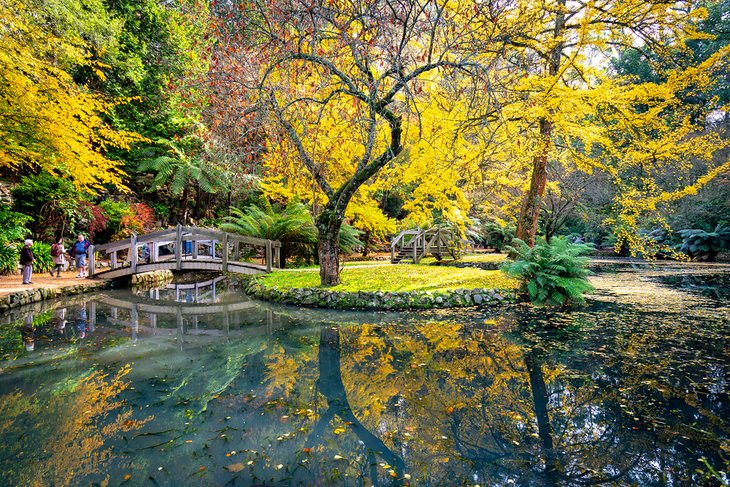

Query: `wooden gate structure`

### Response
(89, 225, 281, 279)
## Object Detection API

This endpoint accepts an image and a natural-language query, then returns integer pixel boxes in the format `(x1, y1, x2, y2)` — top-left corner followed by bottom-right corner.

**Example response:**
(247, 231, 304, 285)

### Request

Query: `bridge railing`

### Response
(89, 225, 281, 277)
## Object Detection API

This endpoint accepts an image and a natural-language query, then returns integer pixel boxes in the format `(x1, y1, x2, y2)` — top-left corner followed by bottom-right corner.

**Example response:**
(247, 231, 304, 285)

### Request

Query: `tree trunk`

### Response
(194, 184, 202, 219)
(515, 0, 565, 248)
(317, 210, 343, 286)
(516, 119, 553, 247)
(179, 185, 190, 225)
(279, 244, 290, 268)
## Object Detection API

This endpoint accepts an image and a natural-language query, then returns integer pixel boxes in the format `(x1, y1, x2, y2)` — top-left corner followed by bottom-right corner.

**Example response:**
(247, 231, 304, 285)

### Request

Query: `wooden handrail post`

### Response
(222, 233, 228, 271)
(175, 224, 182, 271)
(274, 242, 281, 268)
(265, 240, 272, 272)
(88, 245, 95, 277)
(130, 234, 138, 273)
(192, 240, 198, 259)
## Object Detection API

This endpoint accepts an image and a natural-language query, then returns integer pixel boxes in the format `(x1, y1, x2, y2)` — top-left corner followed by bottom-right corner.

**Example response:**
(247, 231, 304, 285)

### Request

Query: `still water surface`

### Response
(0, 263, 728, 486)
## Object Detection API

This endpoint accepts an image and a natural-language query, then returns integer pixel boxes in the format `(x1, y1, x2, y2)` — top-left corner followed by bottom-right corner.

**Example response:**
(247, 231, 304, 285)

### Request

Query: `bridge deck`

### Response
(89, 225, 281, 278)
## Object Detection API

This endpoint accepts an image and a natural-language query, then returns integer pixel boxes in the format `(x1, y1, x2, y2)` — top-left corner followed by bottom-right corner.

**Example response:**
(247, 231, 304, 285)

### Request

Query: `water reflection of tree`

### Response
(306, 324, 405, 485)
(326, 312, 727, 486)
(4, 300, 724, 485)
(0, 367, 148, 486)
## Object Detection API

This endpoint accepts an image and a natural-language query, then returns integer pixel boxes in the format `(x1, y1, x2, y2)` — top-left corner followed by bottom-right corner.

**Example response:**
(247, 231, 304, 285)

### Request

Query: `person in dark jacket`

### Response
(20, 239, 34, 284)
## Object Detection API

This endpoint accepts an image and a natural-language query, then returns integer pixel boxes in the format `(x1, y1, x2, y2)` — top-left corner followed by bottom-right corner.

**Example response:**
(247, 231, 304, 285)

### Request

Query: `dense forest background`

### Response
(1, 0, 729, 272)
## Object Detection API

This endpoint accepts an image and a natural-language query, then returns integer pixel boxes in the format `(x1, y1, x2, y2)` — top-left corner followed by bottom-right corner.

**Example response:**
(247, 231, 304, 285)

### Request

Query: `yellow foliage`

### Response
(0, 0, 141, 192)
(0, 365, 150, 486)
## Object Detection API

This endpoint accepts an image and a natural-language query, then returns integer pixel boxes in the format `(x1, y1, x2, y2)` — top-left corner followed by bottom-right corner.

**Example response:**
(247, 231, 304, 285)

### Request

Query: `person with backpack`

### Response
(50, 237, 66, 277)
(70, 234, 90, 278)
(19, 239, 34, 284)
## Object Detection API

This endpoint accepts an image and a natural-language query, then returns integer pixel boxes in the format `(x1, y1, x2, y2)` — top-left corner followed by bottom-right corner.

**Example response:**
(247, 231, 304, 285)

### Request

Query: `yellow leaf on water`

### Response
(225, 463, 245, 472)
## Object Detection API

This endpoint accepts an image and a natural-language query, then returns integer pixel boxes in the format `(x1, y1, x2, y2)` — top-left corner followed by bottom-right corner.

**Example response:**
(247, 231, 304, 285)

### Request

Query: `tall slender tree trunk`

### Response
(515, 0, 565, 247)
(516, 119, 553, 246)
(317, 209, 343, 286)
(179, 186, 190, 225)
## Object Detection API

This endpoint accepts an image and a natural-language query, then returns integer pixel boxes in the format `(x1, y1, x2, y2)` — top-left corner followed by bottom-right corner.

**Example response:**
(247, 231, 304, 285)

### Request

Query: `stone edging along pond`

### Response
(242, 277, 518, 311)
(0, 280, 112, 312)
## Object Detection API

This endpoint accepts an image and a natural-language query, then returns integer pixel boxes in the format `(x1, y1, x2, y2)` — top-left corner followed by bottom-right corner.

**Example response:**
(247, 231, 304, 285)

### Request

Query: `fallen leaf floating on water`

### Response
(333, 454, 345, 460)
(225, 463, 245, 472)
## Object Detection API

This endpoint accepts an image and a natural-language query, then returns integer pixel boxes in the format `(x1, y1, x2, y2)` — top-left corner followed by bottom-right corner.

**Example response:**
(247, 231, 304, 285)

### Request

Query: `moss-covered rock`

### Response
(239, 275, 518, 311)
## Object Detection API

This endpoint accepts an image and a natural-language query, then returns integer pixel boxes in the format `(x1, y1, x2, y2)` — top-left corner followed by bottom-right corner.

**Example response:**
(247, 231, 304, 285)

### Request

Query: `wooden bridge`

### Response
(89, 225, 281, 279)
(390, 227, 470, 264)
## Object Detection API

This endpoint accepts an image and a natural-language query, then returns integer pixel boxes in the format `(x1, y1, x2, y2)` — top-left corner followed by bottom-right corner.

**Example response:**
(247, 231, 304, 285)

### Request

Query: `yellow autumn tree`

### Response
(208, 0, 498, 285)
(471, 0, 730, 249)
(0, 0, 139, 192)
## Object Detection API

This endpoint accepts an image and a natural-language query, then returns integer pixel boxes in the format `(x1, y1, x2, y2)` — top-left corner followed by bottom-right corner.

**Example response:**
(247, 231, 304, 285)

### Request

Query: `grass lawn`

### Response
(420, 253, 508, 265)
(259, 264, 518, 293)
(461, 253, 508, 263)
(286, 260, 392, 270)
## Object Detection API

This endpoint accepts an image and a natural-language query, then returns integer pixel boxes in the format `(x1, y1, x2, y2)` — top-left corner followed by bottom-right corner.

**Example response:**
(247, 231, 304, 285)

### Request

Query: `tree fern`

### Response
(503, 236, 594, 307)
(221, 199, 317, 267)
(221, 199, 363, 267)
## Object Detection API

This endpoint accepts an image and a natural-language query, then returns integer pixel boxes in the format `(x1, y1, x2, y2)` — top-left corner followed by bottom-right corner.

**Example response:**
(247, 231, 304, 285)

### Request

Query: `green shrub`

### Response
(482, 219, 515, 252)
(0, 205, 32, 245)
(98, 200, 132, 241)
(222, 199, 318, 267)
(11, 172, 82, 238)
(0, 244, 18, 276)
(502, 237, 594, 306)
(30, 241, 53, 273)
(678, 223, 730, 261)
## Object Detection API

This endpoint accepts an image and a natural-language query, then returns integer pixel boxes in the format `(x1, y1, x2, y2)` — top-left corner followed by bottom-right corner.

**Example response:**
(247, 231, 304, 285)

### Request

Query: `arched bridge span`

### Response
(89, 225, 281, 279)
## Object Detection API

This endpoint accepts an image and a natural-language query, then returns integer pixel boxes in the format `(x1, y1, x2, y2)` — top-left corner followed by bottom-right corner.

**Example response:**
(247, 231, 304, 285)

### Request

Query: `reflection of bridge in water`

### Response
(138, 276, 227, 304)
(86, 285, 273, 348)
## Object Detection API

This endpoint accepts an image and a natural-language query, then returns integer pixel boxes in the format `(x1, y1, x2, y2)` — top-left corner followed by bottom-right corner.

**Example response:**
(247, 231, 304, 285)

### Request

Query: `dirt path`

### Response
(0, 270, 107, 302)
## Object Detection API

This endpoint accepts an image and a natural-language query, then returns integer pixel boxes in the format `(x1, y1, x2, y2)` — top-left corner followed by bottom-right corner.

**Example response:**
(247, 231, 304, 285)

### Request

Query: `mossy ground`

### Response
(260, 263, 518, 293)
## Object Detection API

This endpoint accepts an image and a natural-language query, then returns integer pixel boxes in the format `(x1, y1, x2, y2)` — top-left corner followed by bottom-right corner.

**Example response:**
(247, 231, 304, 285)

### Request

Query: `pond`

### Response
(0, 263, 728, 486)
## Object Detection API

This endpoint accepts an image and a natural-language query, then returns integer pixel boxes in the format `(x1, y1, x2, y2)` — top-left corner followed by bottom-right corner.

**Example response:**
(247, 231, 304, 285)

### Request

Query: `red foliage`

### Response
(118, 203, 156, 237)
(80, 201, 109, 239)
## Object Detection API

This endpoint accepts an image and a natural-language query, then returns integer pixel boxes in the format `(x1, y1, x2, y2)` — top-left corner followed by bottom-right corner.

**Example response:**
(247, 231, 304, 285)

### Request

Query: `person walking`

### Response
(70, 234, 90, 278)
(19, 239, 34, 284)
(50, 237, 66, 277)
